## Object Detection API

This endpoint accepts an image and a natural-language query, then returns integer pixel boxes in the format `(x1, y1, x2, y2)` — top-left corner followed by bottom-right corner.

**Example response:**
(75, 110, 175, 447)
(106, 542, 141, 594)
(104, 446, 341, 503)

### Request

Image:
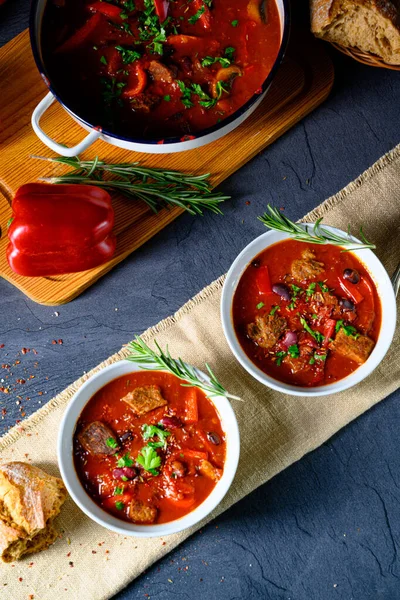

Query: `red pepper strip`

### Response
(165, 495, 196, 508)
(56, 12, 102, 53)
(322, 318, 336, 348)
(191, 0, 211, 30)
(88, 1, 124, 21)
(7, 183, 116, 277)
(179, 449, 208, 460)
(339, 277, 364, 304)
(153, 0, 169, 22)
(360, 275, 375, 310)
(123, 63, 148, 97)
(184, 388, 198, 423)
(256, 265, 272, 294)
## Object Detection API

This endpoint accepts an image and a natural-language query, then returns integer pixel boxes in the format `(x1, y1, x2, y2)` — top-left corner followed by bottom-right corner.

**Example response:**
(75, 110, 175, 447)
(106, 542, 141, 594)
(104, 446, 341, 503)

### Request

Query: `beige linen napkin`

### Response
(0, 144, 399, 599)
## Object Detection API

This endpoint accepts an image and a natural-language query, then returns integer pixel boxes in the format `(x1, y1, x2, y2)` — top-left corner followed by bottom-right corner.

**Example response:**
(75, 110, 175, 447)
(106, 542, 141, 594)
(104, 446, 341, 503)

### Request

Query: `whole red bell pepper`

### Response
(7, 183, 116, 277)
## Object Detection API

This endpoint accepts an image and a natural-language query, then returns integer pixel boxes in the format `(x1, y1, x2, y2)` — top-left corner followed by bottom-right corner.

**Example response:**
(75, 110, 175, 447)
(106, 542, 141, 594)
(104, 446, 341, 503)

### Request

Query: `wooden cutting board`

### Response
(0, 28, 334, 305)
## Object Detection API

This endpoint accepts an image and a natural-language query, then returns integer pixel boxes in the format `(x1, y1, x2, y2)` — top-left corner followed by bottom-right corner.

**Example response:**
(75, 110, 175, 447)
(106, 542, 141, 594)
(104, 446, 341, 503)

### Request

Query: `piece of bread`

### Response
(310, 0, 400, 65)
(0, 462, 67, 562)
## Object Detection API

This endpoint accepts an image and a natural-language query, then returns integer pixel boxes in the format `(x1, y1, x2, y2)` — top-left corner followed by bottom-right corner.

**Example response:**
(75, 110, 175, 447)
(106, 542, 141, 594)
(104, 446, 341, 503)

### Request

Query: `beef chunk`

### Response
(310, 290, 339, 319)
(330, 328, 375, 364)
(199, 460, 222, 482)
(78, 421, 120, 456)
(247, 314, 287, 350)
(283, 344, 314, 374)
(130, 93, 160, 113)
(122, 385, 167, 416)
(129, 499, 157, 524)
(148, 60, 175, 82)
(291, 249, 325, 282)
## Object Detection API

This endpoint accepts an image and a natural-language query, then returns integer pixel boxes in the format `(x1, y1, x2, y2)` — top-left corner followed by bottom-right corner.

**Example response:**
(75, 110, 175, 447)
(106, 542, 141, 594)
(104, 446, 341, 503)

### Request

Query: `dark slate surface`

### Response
(1, 1, 400, 598)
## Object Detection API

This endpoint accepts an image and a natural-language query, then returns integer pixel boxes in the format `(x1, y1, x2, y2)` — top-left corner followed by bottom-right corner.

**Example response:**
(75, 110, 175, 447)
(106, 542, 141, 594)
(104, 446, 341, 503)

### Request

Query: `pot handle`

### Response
(31, 92, 102, 157)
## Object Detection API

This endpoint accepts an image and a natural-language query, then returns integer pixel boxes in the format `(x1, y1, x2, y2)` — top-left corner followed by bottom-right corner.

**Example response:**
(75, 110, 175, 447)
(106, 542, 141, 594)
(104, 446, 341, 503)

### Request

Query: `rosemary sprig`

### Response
(126, 337, 241, 401)
(31, 155, 230, 216)
(258, 205, 376, 251)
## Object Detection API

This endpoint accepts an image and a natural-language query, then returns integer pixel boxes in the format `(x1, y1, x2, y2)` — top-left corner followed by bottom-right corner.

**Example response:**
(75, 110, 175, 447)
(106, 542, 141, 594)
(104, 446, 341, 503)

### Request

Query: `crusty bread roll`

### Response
(310, 0, 400, 65)
(0, 462, 67, 562)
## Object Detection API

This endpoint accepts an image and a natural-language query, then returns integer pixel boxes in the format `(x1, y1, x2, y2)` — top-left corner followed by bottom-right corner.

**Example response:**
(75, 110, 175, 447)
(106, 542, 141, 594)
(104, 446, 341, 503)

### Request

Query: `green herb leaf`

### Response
(106, 437, 118, 449)
(121, 475, 128, 482)
(309, 356, 315, 365)
(306, 282, 316, 298)
(100, 55, 108, 65)
(335, 320, 360, 339)
(142, 423, 170, 449)
(126, 337, 241, 400)
(314, 353, 327, 361)
(231, 19, 239, 26)
(300, 317, 324, 344)
(287, 344, 300, 358)
(164, 94, 171, 101)
(258, 205, 376, 251)
(256, 302, 265, 310)
(318, 281, 329, 293)
(188, 5, 205, 24)
(269, 305, 279, 316)
(115, 501, 124, 510)
(116, 453, 134, 468)
(114, 486, 124, 496)
(275, 351, 287, 366)
(136, 445, 162, 476)
(115, 45, 142, 64)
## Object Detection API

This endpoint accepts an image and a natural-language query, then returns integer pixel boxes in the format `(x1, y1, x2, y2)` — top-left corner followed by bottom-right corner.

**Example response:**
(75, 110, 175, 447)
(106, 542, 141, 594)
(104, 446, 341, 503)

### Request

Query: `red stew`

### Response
(73, 371, 226, 524)
(41, 0, 281, 139)
(232, 240, 381, 387)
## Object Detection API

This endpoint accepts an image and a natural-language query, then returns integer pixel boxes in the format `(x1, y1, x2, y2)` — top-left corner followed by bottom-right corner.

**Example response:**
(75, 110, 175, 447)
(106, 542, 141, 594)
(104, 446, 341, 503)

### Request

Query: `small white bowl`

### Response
(58, 360, 240, 537)
(221, 225, 397, 397)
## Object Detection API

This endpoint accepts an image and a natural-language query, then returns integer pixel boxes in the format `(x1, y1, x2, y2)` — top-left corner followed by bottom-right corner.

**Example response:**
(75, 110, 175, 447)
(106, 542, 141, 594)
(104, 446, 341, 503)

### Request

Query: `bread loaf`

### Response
(0, 462, 67, 562)
(310, 0, 400, 65)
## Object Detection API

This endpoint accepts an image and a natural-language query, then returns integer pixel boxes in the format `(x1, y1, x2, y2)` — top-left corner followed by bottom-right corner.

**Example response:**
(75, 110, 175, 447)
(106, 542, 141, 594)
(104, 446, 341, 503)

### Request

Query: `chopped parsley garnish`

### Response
(113, 486, 124, 496)
(256, 302, 265, 310)
(120, 475, 128, 482)
(318, 281, 329, 293)
(275, 351, 287, 366)
(124, 0, 136, 11)
(300, 317, 324, 344)
(288, 284, 302, 310)
(314, 353, 327, 361)
(305, 282, 316, 298)
(311, 314, 318, 320)
(115, 45, 142, 64)
(188, 5, 205, 24)
(231, 19, 239, 26)
(335, 320, 360, 339)
(201, 47, 235, 68)
(142, 424, 170, 449)
(115, 501, 124, 510)
(100, 77, 126, 105)
(269, 305, 279, 316)
(116, 453, 134, 468)
(287, 344, 300, 358)
(138, 0, 166, 54)
(100, 55, 108, 65)
(164, 94, 171, 101)
(136, 445, 162, 475)
(177, 80, 194, 108)
(106, 437, 118, 448)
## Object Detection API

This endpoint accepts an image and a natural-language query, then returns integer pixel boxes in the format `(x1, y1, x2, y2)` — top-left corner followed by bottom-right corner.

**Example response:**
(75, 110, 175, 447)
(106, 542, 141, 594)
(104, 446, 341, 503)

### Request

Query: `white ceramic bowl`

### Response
(221, 225, 397, 397)
(58, 359, 240, 537)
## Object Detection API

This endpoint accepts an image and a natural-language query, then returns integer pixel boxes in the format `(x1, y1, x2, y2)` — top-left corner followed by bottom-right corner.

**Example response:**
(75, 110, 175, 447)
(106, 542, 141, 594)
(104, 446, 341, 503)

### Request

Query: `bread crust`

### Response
(0, 462, 67, 562)
(310, 0, 400, 64)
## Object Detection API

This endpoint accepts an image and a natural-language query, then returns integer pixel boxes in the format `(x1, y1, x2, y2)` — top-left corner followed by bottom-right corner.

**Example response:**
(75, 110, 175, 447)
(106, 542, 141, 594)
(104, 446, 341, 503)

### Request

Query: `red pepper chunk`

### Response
(7, 184, 116, 277)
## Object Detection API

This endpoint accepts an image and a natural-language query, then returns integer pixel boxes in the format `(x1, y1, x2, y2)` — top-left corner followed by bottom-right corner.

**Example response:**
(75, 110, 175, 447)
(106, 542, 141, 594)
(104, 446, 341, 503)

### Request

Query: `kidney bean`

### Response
(207, 431, 221, 445)
(159, 415, 182, 429)
(343, 268, 360, 284)
(272, 283, 291, 301)
(112, 467, 137, 480)
(120, 431, 134, 444)
(339, 297, 355, 311)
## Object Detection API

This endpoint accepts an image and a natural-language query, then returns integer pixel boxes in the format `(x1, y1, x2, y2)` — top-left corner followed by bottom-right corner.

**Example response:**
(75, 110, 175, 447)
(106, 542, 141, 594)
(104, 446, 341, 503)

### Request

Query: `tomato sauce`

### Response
(40, 0, 281, 139)
(74, 371, 226, 524)
(232, 240, 382, 387)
